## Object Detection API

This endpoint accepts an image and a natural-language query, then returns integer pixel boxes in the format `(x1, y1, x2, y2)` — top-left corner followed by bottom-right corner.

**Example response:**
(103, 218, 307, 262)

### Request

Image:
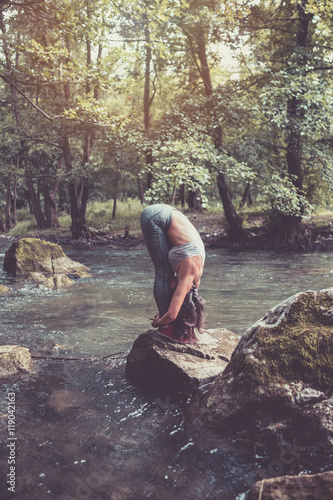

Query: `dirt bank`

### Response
(2, 212, 333, 251)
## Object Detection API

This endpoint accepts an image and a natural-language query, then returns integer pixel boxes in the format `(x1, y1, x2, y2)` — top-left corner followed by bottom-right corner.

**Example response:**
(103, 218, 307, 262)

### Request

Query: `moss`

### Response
(228, 292, 333, 392)
(4, 238, 65, 275)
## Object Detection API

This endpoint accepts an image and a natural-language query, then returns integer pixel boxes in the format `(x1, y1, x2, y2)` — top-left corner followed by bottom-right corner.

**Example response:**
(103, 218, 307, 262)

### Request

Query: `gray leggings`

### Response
(140, 204, 174, 315)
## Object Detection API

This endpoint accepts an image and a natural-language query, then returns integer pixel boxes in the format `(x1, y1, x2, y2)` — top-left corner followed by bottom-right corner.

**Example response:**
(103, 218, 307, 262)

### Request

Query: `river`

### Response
(0, 243, 332, 499)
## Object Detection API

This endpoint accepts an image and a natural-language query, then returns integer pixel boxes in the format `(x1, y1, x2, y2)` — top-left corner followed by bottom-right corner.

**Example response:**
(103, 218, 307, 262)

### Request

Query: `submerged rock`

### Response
(3, 238, 91, 287)
(246, 470, 333, 500)
(0, 345, 33, 376)
(26, 272, 74, 288)
(125, 328, 239, 396)
(197, 288, 333, 460)
(0, 284, 9, 295)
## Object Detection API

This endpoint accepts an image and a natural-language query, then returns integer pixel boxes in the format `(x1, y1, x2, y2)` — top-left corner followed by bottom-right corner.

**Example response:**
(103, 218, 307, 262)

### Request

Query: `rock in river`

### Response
(3, 238, 91, 287)
(198, 288, 333, 456)
(126, 328, 239, 396)
(0, 284, 9, 295)
(0, 345, 33, 376)
(246, 470, 333, 500)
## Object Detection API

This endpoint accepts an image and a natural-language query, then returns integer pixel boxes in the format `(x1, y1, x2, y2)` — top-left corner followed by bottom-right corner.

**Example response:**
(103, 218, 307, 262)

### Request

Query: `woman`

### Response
(140, 204, 205, 344)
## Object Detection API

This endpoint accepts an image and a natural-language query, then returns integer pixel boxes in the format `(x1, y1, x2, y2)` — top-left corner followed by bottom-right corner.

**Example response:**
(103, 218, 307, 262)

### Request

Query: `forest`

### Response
(0, 0, 332, 246)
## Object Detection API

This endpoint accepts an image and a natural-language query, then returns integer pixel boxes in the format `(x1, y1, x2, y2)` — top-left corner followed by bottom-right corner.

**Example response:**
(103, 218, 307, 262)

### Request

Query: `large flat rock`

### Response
(125, 328, 239, 396)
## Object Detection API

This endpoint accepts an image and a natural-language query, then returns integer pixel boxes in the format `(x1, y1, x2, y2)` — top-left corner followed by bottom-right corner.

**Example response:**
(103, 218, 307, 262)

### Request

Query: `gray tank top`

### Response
(168, 239, 205, 272)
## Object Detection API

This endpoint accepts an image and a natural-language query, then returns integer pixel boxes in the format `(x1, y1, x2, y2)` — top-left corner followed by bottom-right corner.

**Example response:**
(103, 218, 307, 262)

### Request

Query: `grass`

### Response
(8, 199, 144, 239)
(6, 200, 333, 240)
(86, 198, 143, 233)
(9, 217, 37, 236)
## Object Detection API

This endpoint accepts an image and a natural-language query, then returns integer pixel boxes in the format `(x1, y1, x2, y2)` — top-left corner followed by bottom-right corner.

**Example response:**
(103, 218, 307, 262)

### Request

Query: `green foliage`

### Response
(144, 138, 213, 206)
(9, 219, 37, 236)
(86, 198, 143, 231)
(262, 173, 312, 217)
(0, 0, 332, 233)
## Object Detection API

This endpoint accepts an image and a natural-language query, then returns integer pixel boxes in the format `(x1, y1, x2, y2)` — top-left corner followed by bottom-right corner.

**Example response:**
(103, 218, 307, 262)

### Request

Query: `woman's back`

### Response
(167, 209, 200, 246)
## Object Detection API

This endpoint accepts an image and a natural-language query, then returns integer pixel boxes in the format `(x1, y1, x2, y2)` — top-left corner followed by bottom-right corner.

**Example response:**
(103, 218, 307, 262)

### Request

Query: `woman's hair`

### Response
(173, 286, 205, 344)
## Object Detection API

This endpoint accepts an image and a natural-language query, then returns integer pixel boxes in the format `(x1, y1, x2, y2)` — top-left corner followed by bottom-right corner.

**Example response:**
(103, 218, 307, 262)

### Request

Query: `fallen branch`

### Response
(31, 351, 125, 361)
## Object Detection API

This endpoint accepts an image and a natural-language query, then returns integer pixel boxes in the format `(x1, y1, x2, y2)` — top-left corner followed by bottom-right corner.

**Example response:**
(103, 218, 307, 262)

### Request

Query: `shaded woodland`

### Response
(0, 0, 332, 246)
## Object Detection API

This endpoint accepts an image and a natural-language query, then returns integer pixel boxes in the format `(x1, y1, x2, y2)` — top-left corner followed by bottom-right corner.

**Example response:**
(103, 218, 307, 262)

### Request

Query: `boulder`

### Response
(0, 284, 9, 295)
(3, 238, 91, 286)
(246, 470, 333, 500)
(0, 345, 33, 376)
(197, 288, 333, 463)
(26, 272, 74, 288)
(125, 328, 239, 396)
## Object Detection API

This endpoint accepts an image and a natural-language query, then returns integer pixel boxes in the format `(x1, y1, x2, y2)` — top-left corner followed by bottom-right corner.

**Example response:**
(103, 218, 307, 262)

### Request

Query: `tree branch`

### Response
(0, 72, 61, 121)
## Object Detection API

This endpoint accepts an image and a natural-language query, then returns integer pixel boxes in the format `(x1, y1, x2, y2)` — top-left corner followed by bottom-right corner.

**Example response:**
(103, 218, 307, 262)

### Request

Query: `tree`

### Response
(0, 0, 130, 238)
(228, 0, 333, 246)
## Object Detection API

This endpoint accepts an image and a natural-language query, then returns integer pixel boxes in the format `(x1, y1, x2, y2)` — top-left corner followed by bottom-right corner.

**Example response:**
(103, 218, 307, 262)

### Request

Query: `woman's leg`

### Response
(140, 205, 173, 316)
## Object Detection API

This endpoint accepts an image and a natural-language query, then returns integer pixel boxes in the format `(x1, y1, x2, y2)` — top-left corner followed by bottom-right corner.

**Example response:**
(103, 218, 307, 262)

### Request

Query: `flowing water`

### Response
(0, 242, 332, 500)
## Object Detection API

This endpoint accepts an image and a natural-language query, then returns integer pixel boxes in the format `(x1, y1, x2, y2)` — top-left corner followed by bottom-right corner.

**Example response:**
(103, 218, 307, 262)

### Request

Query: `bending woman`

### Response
(140, 204, 205, 344)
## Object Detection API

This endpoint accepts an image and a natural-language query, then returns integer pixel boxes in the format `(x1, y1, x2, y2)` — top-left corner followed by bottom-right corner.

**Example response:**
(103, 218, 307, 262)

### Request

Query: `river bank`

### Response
(2, 211, 333, 251)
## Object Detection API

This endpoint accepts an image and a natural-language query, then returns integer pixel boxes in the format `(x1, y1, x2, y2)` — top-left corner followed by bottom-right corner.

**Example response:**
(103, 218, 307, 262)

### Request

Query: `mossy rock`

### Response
(202, 288, 333, 429)
(227, 289, 333, 392)
(3, 238, 91, 278)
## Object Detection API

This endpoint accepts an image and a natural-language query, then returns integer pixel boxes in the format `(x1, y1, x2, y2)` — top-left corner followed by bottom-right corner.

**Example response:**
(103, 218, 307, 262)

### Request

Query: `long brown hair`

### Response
(173, 286, 205, 344)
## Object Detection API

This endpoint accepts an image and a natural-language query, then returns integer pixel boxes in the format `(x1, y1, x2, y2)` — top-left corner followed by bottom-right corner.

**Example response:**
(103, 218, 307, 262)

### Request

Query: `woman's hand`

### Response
(150, 313, 160, 328)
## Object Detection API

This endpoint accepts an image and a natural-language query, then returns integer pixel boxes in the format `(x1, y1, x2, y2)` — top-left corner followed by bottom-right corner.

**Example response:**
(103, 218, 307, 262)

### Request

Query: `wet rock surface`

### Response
(0, 285, 9, 295)
(0, 351, 259, 500)
(125, 328, 239, 395)
(189, 288, 333, 491)
(3, 238, 91, 287)
(0, 345, 33, 376)
(246, 470, 333, 500)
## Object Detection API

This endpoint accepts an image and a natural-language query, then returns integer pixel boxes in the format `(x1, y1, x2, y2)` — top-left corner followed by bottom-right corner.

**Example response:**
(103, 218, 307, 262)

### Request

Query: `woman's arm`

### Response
(155, 275, 194, 326)
(154, 257, 201, 327)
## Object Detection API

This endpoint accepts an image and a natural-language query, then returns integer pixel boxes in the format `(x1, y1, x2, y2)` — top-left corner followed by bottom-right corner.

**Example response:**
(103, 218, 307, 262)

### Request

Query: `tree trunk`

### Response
(197, 27, 213, 96)
(143, 14, 155, 191)
(12, 166, 17, 226)
(43, 187, 53, 228)
(49, 157, 62, 228)
(194, 26, 245, 243)
(188, 189, 202, 210)
(26, 163, 46, 229)
(240, 183, 252, 208)
(5, 173, 12, 230)
(62, 136, 90, 240)
(137, 176, 144, 203)
(40, 151, 52, 228)
(213, 122, 246, 244)
(112, 178, 118, 219)
(62, 15, 97, 240)
(146, 151, 153, 189)
(0, 216, 5, 233)
(170, 184, 177, 205)
(217, 173, 245, 244)
(143, 18, 152, 132)
(279, 2, 312, 243)
(180, 183, 186, 208)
